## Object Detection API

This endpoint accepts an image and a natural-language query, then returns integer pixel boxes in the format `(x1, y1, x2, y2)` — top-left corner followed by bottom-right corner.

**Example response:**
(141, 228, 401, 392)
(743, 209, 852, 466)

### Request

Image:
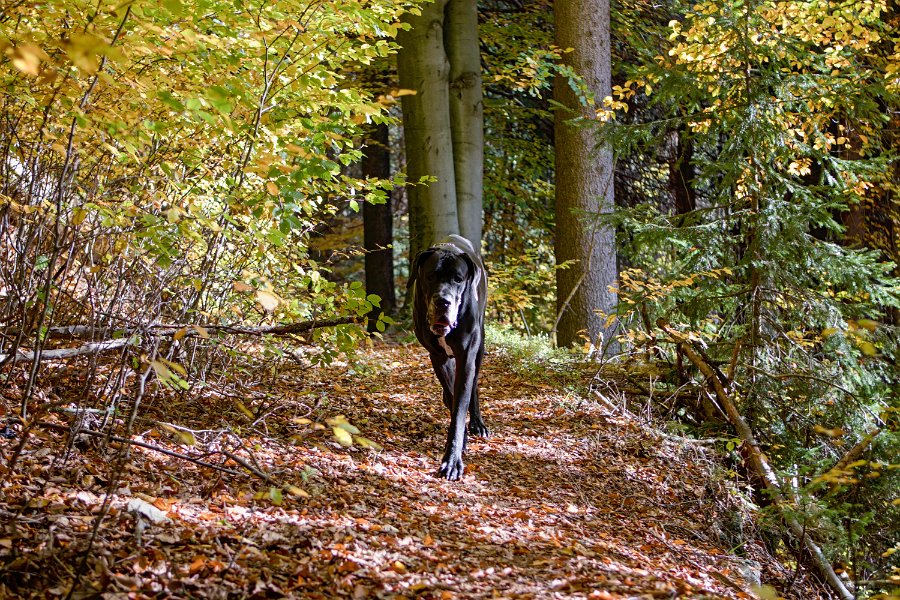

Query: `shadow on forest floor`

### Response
(0, 343, 829, 599)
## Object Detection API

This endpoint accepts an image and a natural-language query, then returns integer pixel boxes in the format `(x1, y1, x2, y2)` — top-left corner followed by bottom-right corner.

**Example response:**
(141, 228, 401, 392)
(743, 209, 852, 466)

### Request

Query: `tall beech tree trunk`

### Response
(397, 0, 483, 260)
(362, 123, 396, 332)
(553, 0, 618, 350)
(446, 0, 483, 248)
(397, 0, 458, 260)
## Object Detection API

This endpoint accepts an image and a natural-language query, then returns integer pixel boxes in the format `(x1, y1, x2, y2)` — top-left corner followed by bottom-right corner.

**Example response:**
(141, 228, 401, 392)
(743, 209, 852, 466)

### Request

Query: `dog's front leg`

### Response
(429, 353, 455, 410)
(439, 349, 477, 481)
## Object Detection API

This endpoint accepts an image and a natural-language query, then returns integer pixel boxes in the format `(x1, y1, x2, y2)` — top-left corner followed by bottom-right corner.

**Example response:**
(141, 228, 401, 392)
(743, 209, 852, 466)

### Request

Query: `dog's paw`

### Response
(469, 421, 490, 438)
(438, 454, 465, 481)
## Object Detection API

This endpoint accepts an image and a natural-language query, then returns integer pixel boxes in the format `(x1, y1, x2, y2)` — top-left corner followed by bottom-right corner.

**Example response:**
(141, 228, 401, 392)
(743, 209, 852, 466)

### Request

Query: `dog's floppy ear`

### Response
(459, 252, 483, 302)
(407, 248, 437, 291)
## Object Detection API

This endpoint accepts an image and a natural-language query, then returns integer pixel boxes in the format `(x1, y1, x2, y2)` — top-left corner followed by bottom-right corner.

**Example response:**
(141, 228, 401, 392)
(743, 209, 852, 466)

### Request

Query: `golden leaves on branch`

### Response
(4, 42, 49, 76)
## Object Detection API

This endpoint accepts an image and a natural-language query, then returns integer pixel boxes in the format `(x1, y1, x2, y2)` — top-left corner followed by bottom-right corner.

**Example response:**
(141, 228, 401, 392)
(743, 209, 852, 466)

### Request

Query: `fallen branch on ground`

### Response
(658, 320, 855, 600)
(1, 316, 360, 364)
(21, 420, 245, 477)
(0, 338, 133, 365)
(24, 419, 287, 489)
(23, 315, 360, 339)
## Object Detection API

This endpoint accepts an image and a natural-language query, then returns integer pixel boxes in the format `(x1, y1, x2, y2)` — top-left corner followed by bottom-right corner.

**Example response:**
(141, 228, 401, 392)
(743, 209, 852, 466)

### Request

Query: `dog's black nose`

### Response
(435, 297, 451, 308)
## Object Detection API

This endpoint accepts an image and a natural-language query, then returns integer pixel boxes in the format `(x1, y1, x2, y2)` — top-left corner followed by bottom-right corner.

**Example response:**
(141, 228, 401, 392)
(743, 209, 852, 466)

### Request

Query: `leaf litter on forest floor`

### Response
(0, 343, 829, 599)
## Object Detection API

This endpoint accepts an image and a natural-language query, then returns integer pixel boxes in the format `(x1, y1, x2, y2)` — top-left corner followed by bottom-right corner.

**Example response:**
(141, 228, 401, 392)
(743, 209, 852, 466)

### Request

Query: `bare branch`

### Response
(1, 316, 360, 364)
(0, 338, 133, 365)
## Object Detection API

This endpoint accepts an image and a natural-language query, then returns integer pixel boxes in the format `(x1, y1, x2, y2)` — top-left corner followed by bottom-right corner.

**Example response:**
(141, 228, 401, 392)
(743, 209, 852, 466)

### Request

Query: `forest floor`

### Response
(0, 340, 832, 599)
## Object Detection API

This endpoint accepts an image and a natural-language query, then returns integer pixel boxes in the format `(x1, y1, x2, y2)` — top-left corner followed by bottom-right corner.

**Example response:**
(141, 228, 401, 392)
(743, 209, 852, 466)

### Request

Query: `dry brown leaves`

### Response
(0, 343, 829, 599)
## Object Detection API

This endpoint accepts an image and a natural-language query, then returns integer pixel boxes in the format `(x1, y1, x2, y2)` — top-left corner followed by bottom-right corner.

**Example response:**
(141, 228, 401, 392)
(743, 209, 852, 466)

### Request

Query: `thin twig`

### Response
(20, 420, 244, 476)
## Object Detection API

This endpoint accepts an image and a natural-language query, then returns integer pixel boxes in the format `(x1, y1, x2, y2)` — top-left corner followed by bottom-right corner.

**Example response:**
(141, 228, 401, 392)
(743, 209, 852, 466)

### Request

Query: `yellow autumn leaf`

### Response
(174, 430, 196, 446)
(857, 341, 877, 356)
(285, 485, 309, 498)
(255, 290, 281, 312)
(159, 423, 196, 446)
(232, 281, 254, 293)
(813, 425, 844, 437)
(234, 400, 255, 419)
(266, 181, 279, 196)
(8, 43, 48, 76)
(326, 415, 360, 434)
(354, 437, 383, 451)
(857, 319, 878, 332)
(391, 561, 407, 574)
(159, 358, 186, 376)
(284, 143, 312, 158)
(750, 585, 780, 600)
(65, 33, 106, 74)
(150, 359, 172, 381)
(332, 426, 353, 446)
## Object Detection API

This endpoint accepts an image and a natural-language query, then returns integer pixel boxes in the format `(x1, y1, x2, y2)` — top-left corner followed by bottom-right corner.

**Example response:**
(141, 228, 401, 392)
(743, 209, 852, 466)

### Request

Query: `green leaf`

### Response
(269, 487, 283, 506)
(163, 0, 184, 15)
(335, 421, 360, 435)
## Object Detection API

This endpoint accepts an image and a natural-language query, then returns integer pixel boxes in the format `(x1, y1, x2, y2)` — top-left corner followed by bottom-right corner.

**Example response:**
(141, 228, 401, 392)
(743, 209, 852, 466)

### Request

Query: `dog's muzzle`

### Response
(430, 318, 455, 337)
(429, 302, 458, 337)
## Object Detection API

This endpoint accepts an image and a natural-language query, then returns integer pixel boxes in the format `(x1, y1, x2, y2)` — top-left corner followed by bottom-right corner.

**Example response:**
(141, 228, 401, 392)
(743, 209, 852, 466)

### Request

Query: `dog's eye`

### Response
(454, 276, 464, 283)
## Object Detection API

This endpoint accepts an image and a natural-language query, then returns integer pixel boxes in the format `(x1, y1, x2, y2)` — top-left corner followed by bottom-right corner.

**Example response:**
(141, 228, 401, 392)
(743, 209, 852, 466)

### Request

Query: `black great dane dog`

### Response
(409, 234, 489, 480)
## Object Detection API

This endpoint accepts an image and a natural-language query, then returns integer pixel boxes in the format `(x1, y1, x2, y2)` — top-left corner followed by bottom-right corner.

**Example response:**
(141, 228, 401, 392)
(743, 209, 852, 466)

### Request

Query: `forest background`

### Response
(0, 0, 898, 598)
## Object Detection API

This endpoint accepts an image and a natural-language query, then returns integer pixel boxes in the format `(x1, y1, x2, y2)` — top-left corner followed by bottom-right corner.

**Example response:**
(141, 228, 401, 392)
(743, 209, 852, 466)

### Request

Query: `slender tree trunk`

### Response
(671, 126, 696, 216)
(397, 0, 459, 260)
(445, 0, 483, 252)
(553, 0, 618, 351)
(362, 123, 396, 332)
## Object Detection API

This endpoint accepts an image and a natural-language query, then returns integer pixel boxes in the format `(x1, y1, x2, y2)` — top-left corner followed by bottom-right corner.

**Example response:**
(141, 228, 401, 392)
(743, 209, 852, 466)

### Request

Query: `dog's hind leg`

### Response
(468, 388, 490, 437)
(467, 341, 490, 437)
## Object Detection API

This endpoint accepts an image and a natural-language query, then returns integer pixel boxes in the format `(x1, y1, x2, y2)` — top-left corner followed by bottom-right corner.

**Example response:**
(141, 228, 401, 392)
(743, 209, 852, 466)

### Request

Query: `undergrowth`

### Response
(484, 324, 587, 392)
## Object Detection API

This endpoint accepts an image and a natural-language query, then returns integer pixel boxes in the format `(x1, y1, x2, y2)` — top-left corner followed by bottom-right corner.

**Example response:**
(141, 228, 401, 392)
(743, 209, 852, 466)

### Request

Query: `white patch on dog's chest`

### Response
(438, 336, 454, 357)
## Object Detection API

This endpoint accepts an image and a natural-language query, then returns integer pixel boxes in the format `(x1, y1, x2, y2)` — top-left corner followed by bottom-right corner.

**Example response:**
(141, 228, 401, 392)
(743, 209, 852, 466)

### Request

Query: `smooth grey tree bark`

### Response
(445, 0, 483, 249)
(553, 0, 618, 351)
(397, 0, 459, 260)
(397, 0, 483, 260)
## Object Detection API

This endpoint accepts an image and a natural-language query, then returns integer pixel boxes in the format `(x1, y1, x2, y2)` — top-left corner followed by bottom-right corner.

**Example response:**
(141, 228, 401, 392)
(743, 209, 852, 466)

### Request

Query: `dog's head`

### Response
(411, 246, 479, 337)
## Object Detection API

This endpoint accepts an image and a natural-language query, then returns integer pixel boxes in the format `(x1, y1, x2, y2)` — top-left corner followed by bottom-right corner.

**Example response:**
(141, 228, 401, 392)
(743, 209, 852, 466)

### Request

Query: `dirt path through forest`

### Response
(1, 343, 819, 599)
